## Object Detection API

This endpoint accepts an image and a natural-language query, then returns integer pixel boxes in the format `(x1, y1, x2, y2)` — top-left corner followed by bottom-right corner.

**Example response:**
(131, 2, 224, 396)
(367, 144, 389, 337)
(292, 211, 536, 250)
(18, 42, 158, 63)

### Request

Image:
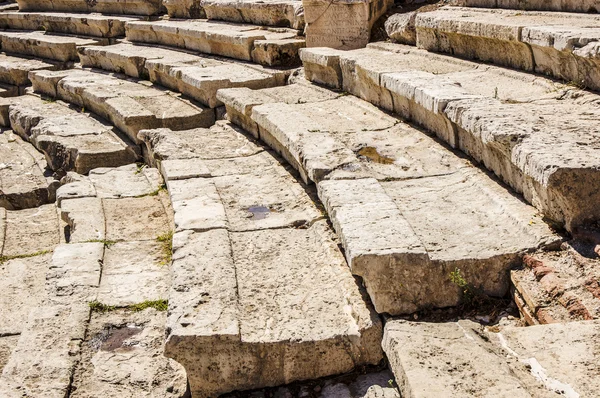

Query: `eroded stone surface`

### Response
(2, 204, 60, 257)
(29, 69, 214, 144)
(0, 30, 101, 62)
(0, 53, 56, 89)
(0, 12, 141, 38)
(455, 0, 600, 13)
(416, 7, 600, 91)
(16, 0, 163, 16)
(203, 0, 305, 29)
(125, 19, 305, 66)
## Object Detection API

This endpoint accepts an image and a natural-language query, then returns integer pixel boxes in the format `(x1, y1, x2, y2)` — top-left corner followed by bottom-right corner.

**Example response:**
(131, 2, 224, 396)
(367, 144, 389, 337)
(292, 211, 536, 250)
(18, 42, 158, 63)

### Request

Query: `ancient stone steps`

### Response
(383, 319, 600, 397)
(216, 82, 559, 315)
(202, 0, 305, 29)
(29, 68, 215, 144)
(300, 43, 600, 231)
(0, 53, 57, 93)
(78, 42, 288, 108)
(415, 6, 600, 91)
(0, 30, 103, 62)
(0, 12, 143, 38)
(16, 0, 164, 16)
(125, 19, 305, 66)
(138, 120, 383, 396)
(0, 94, 139, 174)
(454, 0, 600, 13)
(0, 1, 18, 12)
(0, 130, 59, 210)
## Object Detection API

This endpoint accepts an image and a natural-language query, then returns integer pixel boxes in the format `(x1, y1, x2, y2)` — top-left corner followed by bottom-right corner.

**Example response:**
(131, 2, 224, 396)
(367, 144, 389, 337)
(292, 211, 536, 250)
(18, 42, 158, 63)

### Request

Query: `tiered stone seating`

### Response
(0, 53, 57, 94)
(16, 0, 163, 15)
(0, 30, 102, 62)
(300, 43, 600, 230)
(202, 0, 305, 29)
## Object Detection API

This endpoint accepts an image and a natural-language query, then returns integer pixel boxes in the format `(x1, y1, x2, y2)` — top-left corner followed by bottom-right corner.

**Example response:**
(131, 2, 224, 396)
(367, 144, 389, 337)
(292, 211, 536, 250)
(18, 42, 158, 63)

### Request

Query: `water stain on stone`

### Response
(247, 205, 272, 220)
(93, 325, 143, 352)
(357, 147, 395, 165)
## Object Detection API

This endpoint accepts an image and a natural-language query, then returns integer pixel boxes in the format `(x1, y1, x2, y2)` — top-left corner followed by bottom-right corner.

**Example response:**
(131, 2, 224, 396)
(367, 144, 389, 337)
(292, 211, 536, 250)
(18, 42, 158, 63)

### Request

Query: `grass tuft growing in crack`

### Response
(84, 239, 117, 248)
(89, 300, 116, 313)
(0, 250, 51, 264)
(157, 231, 173, 266)
(88, 299, 168, 313)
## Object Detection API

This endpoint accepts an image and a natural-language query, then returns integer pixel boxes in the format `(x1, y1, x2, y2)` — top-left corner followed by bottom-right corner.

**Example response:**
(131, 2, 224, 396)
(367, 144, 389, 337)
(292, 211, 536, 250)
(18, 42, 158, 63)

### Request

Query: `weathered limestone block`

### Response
(29, 69, 214, 144)
(103, 196, 171, 241)
(164, 0, 205, 18)
(125, 19, 305, 66)
(303, 0, 392, 49)
(165, 223, 383, 397)
(300, 43, 600, 230)
(0, 131, 58, 210)
(2, 204, 61, 257)
(87, 164, 162, 199)
(78, 42, 287, 107)
(0, 12, 141, 38)
(415, 7, 600, 91)
(60, 197, 106, 242)
(0, 30, 101, 62)
(0, 53, 56, 89)
(384, 319, 600, 398)
(385, 12, 417, 45)
(454, 0, 600, 13)
(4, 95, 138, 174)
(16, 0, 164, 16)
(203, 0, 305, 29)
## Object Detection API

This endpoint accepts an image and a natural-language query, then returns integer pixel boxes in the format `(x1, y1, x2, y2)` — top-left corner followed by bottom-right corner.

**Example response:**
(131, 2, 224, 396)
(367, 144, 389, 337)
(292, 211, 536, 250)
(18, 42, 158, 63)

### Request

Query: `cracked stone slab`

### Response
(60, 197, 106, 243)
(415, 7, 600, 91)
(220, 84, 559, 314)
(125, 19, 305, 66)
(79, 42, 288, 108)
(30, 69, 215, 144)
(0, 30, 102, 62)
(300, 42, 600, 231)
(0, 12, 142, 38)
(2, 204, 60, 257)
(0, 130, 58, 210)
(384, 319, 600, 398)
(70, 309, 188, 397)
(202, 0, 305, 29)
(86, 163, 162, 199)
(97, 240, 170, 307)
(0, 53, 57, 89)
(2, 94, 139, 174)
(0, 253, 52, 335)
(16, 0, 163, 15)
(165, 221, 383, 397)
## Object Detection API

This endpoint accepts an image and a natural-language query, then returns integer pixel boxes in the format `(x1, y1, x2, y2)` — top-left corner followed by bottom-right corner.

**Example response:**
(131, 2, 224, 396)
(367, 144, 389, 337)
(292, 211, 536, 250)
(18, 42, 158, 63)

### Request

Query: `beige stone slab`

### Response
(415, 7, 600, 91)
(383, 320, 534, 398)
(55, 173, 97, 204)
(70, 309, 188, 397)
(165, 222, 383, 397)
(103, 196, 170, 241)
(0, 131, 56, 210)
(455, 0, 600, 13)
(60, 197, 105, 243)
(125, 19, 304, 66)
(7, 94, 138, 174)
(0, 12, 141, 38)
(30, 69, 214, 144)
(0, 52, 56, 87)
(3, 204, 60, 257)
(164, 0, 205, 18)
(0, 253, 51, 335)
(97, 240, 170, 306)
(203, 0, 305, 29)
(0, 335, 19, 374)
(0, 30, 101, 62)
(87, 163, 162, 199)
(16, 0, 163, 15)
(303, 0, 392, 49)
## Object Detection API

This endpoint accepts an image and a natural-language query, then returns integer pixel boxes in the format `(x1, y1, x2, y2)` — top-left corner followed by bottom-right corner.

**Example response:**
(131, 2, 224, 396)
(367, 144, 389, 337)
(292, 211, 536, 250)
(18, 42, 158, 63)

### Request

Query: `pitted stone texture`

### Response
(384, 319, 600, 398)
(0, 12, 141, 38)
(2, 204, 60, 257)
(0, 30, 101, 62)
(416, 7, 600, 91)
(97, 241, 170, 306)
(79, 42, 287, 108)
(16, 0, 163, 16)
(301, 43, 600, 230)
(454, 0, 600, 13)
(385, 12, 417, 45)
(220, 83, 559, 314)
(3, 95, 138, 174)
(125, 19, 305, 66)
(29, 69, 214, 144)
(165, 222, 383, 397)
(70, 309, 188, 398)
(87, 164, 162, 199)
(0, 53, 56, 88)
(164, 0, 205, 18)
(303, 0, 392, 49)
(0, 131, 58, 210)
(60, 197, 105, 243)
(103, 196, 170, 241)
(0, 335, 19, 374)
(0, 253, 51, 335)
(203, 0, 305, 29)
